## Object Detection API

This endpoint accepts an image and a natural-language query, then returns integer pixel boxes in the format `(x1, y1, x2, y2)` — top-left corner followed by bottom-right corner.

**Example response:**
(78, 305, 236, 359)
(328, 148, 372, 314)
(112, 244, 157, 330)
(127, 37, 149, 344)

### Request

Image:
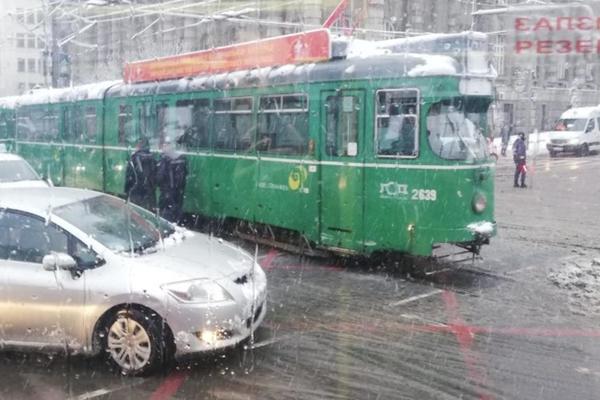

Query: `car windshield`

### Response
(426, 97, 489, 161)
(554, 118, 587, 132)
(53, 195, 175, 254)
(0, 159, 40, 182)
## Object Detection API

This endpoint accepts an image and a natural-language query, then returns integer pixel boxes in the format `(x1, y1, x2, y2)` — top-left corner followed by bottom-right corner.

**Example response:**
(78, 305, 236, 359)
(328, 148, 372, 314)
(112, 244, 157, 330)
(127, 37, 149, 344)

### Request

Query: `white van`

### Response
(546, 106, 600, 157)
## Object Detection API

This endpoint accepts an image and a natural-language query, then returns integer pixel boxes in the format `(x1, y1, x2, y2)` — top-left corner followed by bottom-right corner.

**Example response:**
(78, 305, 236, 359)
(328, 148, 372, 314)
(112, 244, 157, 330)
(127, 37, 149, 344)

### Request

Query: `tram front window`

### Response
(426, 97, 489, 161)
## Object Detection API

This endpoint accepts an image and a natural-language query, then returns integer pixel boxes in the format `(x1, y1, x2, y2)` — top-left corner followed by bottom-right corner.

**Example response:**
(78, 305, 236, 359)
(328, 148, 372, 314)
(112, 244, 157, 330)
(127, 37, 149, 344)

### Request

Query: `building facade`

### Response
(3, 0, 599, 134)
(0, 0, 49, 96)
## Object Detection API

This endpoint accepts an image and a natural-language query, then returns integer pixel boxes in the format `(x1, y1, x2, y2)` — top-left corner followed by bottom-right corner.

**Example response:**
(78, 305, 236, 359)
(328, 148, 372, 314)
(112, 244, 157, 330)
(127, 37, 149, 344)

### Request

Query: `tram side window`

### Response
(214, 97, 253, 152)
(62, 107, 73, 142)
(118, 104, 134, 145)
(325, 95, 359, 157)
(257, 94, 308, 155)
(376, 89, 418, 157)
(175, 99, 210, 149)
(16, 110, 41, 141)
(0, 114, 8, 139)
(85, 107, 97, 143)
(42, 109, 60, 143)
(156, 103, 170, 146)
(137, 102, 156, 147)
(62, 107, 74, 142)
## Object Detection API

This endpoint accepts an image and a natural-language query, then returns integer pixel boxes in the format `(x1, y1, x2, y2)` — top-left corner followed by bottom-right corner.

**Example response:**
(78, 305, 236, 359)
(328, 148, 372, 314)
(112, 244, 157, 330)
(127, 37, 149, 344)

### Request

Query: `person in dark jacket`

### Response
(125, 137, 157, 210)
(512, 132, 527, 188)
(500, 123, 511, 156)
(157, 137, 188, 224)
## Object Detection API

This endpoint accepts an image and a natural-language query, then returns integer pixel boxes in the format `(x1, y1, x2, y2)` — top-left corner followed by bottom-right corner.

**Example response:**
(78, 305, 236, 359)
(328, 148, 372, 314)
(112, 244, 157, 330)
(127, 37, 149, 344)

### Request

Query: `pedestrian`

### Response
(124, 137, 157, 210)
(157, 136, 188, 224)
(500, 123, 510, 156)
(513, 131, 527, 188)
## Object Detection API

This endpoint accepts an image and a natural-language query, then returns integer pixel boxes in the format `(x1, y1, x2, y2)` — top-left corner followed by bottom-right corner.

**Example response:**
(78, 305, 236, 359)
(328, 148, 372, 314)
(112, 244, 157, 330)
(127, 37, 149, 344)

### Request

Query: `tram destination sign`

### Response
(124, 29, 332, 83)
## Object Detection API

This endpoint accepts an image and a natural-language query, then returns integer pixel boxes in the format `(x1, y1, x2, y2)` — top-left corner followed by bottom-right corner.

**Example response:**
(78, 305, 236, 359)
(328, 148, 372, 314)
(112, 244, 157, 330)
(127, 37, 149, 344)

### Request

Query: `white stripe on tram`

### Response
(14, 141, 495, 171)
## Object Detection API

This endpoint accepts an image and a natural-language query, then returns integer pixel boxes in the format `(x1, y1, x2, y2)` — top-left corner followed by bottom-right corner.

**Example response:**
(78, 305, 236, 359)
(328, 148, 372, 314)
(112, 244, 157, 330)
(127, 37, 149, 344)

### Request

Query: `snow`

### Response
(346, 38, 391, 58)
(548, 255, 600, 315)
(492, 131, 551, 158)
(0, 96, 19, 109)
(140, 226, 194, 255)
(407, 55, 459, 77)
(467, 221, 495, 236)
(344, 65, 356, 74)
(376, 31, 488, 49)
(14, 81, 120, 106)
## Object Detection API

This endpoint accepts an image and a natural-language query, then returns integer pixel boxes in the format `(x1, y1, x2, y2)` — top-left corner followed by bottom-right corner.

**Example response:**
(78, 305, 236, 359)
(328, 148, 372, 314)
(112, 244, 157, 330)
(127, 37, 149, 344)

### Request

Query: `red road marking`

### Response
(441, 290, 493, 400)
(260, 248, 279, 270)
(149, 370, 188, 400)
(477, 327, 600, 337)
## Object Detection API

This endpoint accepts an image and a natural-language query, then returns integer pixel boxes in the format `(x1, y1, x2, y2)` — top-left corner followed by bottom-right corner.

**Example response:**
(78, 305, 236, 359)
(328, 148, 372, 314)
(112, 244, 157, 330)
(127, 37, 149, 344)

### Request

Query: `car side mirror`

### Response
(42, 253, 77, 271)
(41, 174, 54, 187)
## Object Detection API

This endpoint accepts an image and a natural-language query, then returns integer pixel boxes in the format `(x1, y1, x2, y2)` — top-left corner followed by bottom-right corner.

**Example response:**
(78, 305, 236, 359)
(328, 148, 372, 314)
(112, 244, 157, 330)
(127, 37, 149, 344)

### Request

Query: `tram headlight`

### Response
(472, 193, 487, 214)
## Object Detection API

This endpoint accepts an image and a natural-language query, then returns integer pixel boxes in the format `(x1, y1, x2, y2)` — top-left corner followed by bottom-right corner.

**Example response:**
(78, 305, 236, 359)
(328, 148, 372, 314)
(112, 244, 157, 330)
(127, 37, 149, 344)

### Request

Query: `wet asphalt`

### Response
(1, 152, 600, 400)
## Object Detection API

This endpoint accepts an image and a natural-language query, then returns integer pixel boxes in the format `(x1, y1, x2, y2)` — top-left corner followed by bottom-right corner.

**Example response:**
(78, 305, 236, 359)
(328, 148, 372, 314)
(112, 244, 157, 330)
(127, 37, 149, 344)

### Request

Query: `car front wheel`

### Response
(103, 308, 173, 376)
(579, 143, 590, 157)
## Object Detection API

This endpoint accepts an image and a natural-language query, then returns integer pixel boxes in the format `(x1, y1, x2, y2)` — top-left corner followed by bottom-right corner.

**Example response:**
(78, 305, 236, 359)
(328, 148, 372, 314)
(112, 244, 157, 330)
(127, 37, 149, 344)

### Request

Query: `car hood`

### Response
(0, 180, 49, 188)
(128, 231, 255, 282)
(547, 131, 582, 140)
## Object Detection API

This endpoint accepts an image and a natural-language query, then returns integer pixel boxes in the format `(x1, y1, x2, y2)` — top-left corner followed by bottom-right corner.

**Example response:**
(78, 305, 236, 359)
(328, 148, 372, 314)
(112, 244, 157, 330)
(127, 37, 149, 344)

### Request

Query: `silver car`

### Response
(0, 187, 267, 375)
(0, 153, 49, 188)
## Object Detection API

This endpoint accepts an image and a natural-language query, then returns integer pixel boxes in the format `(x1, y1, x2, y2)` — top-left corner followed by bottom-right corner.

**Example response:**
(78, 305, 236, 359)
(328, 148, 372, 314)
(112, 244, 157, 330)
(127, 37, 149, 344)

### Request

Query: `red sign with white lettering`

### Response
(123, 29, 332, 83)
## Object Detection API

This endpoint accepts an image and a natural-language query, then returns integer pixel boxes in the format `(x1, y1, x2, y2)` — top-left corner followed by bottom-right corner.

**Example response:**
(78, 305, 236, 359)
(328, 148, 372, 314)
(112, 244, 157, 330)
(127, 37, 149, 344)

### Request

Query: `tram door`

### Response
(319, 89, 365, 252)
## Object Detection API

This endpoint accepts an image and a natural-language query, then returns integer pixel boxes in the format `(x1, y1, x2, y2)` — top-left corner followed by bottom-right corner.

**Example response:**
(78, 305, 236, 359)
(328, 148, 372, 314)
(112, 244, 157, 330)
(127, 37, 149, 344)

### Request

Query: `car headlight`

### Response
(163, 279, 233, 303)
(568, 138, 580, 145)
(472, 192, 487, 214)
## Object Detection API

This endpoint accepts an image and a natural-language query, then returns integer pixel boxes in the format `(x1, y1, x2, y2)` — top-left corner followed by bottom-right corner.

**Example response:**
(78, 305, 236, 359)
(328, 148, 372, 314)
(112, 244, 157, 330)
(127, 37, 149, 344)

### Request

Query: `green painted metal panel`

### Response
(61, 101, 104, 191)
(319, 89, 366, 252)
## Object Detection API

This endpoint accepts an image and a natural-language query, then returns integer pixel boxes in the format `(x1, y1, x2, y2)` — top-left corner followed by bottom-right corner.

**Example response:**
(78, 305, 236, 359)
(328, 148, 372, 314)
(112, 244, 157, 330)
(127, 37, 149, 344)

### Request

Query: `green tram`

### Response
(0, 50, 496, 257)
(0, 97, 17, 153)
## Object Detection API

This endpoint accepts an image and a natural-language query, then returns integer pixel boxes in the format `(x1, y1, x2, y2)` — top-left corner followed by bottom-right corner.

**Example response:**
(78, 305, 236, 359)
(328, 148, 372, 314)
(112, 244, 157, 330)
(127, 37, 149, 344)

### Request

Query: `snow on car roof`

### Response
(0, 187, 102, 214)
(0, 153, 29, 161)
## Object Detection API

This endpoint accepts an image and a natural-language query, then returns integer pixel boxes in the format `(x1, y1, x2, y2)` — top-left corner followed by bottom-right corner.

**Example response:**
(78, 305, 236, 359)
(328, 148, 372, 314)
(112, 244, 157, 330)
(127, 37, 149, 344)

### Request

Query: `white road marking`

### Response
(389, 289, 443, 307)
(73, 379, 147, 400)
(400, 313, 448, 326)
(249, 336, 288, 349)
(505, 265, 537, 275)
(74, 389, 113, 400)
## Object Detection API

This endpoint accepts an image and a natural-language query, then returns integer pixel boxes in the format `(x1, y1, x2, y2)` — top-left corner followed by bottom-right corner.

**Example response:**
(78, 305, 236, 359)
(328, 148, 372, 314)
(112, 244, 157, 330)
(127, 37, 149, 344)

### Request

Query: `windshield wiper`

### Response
(132, 239, 159, 254)
(446, 114, 479, 161)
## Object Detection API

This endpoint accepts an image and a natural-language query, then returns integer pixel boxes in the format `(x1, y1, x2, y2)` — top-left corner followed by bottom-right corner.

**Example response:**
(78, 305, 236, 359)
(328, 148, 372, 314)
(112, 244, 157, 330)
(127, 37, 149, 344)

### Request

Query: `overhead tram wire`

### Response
(68, 14, 438, 58)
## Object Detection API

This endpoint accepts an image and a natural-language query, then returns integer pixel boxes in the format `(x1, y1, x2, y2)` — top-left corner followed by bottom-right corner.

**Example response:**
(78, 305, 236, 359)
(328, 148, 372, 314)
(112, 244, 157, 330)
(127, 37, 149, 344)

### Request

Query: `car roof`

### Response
(0, 153, 28, 162)
(0, 187, 103, 214)
(561, 107, 600, 119)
